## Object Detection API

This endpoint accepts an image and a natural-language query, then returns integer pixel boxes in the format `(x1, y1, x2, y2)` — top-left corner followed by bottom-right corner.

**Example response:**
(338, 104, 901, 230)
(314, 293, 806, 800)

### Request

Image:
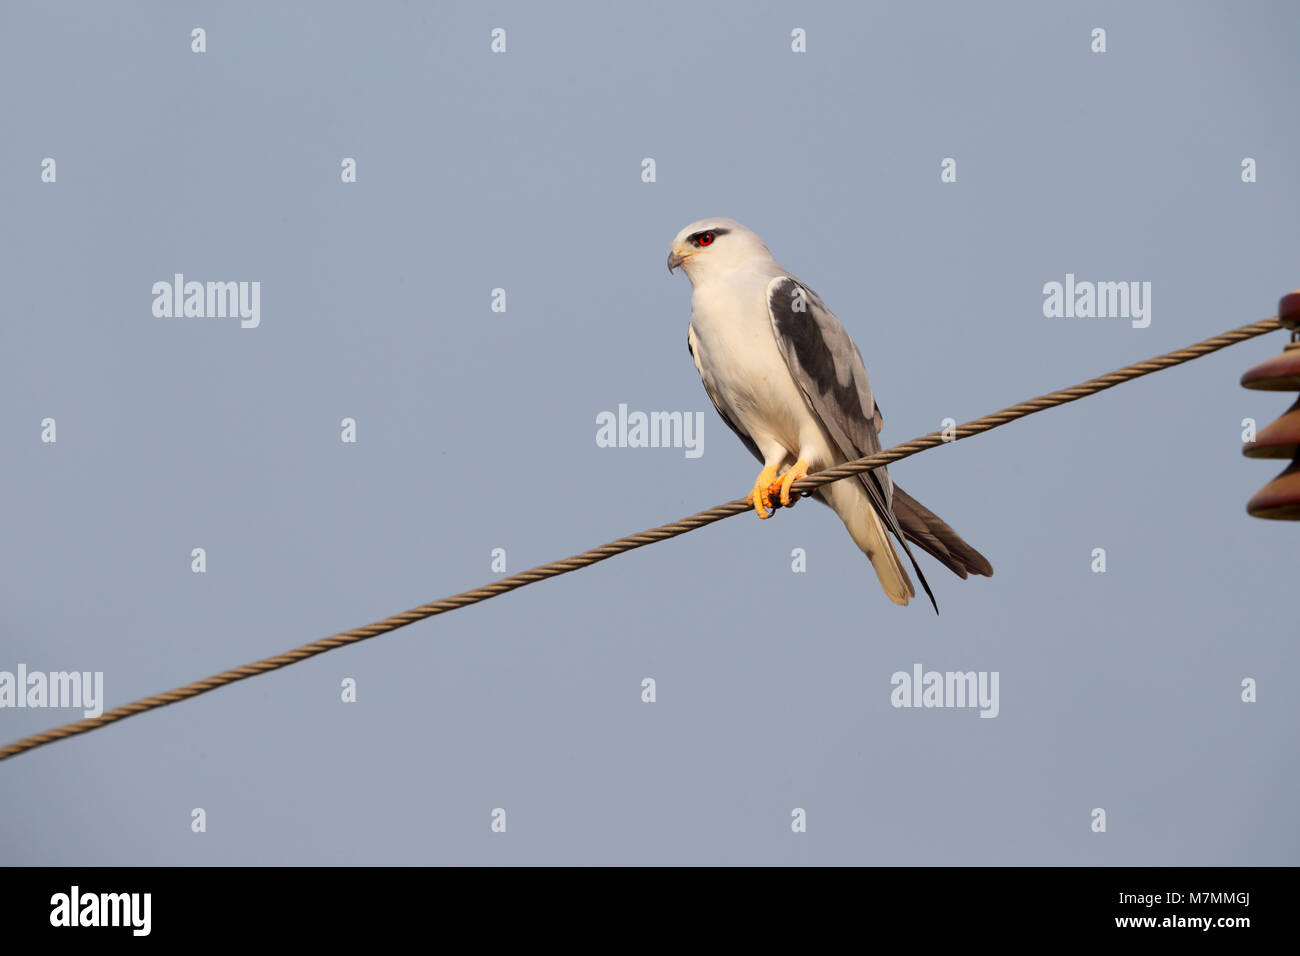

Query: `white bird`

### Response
(668, 217, 992, 610)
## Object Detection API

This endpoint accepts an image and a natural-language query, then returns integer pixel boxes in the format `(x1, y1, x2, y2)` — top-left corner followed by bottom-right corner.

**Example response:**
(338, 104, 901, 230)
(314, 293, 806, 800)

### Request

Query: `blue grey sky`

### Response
(2, 1, 1297, 865)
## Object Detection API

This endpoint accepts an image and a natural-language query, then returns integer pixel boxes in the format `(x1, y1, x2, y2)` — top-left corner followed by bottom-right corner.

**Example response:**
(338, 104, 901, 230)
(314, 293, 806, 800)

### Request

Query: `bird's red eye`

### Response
(697, 232, 715, 246)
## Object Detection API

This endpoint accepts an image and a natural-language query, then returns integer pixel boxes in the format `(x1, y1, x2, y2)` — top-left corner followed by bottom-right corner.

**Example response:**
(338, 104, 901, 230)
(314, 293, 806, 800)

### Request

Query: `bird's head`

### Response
(667, 218, 772, 282)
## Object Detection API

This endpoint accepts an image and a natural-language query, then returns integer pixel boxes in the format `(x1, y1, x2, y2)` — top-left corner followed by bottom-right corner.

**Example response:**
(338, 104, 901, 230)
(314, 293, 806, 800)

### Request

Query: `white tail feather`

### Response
(820, 479, 914, 605)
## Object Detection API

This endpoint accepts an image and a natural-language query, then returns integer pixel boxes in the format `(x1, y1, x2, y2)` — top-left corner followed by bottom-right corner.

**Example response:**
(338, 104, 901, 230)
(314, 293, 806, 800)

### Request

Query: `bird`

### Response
(667, 217, 992, 611)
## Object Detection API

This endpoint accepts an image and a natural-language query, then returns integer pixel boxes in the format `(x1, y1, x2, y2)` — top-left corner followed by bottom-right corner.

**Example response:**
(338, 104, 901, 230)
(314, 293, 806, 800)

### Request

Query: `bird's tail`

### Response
(819, 477, 915, 605)
(890, 484, 994, 579)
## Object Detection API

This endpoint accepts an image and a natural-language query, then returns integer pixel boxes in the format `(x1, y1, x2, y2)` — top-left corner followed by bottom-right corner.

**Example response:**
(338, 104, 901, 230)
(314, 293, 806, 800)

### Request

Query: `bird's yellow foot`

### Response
(777, 459, 809, 508)
(745, 465, 780, 519)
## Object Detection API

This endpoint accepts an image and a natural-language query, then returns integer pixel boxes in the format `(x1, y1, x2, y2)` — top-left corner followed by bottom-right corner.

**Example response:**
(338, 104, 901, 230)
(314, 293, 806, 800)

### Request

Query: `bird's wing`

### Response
(765, 276, 938, 611)
(889, 483, 994, 578)
(688, 324, 763, 464)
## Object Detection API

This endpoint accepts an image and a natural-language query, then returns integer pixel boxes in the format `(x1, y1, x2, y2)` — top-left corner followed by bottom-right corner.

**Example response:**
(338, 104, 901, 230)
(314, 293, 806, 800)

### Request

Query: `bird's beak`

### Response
(667, 248, 688, 273)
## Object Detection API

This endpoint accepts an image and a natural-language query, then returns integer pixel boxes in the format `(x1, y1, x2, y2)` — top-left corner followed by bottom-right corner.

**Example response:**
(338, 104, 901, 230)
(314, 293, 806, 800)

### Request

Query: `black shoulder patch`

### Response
(767, 278, 869, 423)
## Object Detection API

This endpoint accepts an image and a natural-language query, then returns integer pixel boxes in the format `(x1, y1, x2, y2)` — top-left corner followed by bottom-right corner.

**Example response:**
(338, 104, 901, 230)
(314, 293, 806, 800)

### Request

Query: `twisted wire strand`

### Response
(0, 315, 1280, 762)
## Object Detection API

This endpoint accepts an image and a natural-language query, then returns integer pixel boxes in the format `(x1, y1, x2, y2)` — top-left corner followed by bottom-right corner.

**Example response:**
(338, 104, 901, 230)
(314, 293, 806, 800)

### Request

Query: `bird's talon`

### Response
(748, 465, 779, 519)
(778, 459, 809, 508)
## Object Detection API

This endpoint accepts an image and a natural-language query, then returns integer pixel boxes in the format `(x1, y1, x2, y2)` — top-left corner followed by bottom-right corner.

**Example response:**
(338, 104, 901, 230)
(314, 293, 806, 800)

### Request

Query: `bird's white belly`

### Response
(690, 283, 828, 464)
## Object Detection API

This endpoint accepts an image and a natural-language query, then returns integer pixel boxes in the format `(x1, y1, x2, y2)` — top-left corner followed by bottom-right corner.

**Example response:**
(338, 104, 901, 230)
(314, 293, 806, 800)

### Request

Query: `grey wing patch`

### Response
(688, 325, 763, 464)
(764, 277, 892, 498)
(765, 276, 938, 612)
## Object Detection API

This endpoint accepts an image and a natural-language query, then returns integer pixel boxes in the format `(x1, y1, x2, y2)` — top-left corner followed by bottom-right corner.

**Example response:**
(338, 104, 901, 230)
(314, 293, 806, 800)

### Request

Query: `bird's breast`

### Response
(689, 280, 815, 447)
